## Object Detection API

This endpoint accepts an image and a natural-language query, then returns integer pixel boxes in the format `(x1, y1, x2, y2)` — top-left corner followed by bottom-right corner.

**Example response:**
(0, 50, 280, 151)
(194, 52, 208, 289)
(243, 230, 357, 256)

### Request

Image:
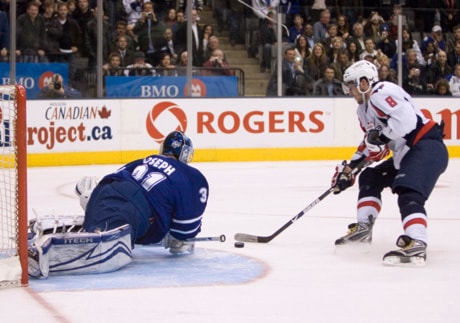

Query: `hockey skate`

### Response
(335, 215, 375, 246)
(383, 235, 427, 267)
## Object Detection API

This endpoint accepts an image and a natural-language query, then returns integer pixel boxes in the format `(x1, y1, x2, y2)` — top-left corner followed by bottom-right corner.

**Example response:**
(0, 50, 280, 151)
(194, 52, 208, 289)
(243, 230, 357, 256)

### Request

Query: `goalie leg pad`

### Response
(28, 224, 133, 278)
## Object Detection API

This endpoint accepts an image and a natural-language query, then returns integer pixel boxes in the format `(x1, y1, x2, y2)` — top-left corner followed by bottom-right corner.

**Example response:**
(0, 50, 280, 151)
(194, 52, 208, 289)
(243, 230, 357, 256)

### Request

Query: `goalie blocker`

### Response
(28, 215, 132, 278)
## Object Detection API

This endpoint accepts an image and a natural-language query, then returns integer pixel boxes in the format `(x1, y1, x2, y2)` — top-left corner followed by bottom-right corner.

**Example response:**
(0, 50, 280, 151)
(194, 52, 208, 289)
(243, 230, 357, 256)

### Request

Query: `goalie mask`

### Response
(342, 60, 378, 95)
(160, 131, 194, 164)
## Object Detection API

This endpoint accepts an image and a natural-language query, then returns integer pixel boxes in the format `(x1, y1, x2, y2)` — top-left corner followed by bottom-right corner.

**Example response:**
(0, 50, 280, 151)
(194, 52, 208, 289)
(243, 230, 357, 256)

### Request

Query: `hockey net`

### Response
(0, 85, 28, 288)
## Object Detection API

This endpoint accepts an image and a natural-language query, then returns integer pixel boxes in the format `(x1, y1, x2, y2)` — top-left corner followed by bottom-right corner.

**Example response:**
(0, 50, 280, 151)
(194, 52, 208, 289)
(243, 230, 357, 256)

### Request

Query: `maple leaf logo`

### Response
(98, 106, 111, 119)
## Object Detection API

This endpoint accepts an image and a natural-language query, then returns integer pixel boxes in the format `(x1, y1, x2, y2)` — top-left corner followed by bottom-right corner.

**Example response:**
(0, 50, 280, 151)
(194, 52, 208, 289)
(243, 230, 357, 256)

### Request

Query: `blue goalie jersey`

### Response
(84, 155, 209, 244)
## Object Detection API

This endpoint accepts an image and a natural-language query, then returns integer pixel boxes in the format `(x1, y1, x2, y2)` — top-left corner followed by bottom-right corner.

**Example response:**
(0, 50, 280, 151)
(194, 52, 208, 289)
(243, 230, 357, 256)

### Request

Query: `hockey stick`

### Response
(234, 159, 368, 243)
(186, 234, 226, 242)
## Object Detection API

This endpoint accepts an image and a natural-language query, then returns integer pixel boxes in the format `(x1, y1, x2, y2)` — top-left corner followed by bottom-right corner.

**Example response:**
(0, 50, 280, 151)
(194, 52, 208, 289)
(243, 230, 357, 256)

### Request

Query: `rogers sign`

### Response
(145, 101, 326, 137)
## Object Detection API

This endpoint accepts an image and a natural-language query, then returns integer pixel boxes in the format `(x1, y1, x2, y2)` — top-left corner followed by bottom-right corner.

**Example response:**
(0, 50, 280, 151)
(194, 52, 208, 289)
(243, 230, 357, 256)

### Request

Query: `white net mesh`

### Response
(0, 85, 23, 287)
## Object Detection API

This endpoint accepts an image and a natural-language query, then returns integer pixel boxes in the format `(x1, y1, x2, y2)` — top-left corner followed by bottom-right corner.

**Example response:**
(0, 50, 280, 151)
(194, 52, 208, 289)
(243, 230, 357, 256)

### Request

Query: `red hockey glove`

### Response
(365, 129, 390, 162)
(331, 161, 355, 194)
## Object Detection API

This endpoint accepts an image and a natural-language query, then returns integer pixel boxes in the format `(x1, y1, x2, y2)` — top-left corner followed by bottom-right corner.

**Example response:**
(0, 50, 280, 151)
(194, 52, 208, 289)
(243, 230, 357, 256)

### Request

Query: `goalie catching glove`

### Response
(331, 160, 355, 194)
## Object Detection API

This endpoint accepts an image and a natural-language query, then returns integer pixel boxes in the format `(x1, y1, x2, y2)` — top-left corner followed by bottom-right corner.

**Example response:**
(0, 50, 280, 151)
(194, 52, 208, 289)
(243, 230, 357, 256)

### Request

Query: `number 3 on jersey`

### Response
(199, 187, 208, 203)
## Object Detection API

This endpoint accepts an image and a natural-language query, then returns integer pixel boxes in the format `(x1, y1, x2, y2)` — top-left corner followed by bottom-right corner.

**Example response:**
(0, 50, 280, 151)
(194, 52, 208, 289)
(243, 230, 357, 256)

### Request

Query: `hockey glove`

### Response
(331, 160, 355, 194)
(365, 129, 390, 162)
(75, 176, 98, 211)
(162, 233, 194, 254)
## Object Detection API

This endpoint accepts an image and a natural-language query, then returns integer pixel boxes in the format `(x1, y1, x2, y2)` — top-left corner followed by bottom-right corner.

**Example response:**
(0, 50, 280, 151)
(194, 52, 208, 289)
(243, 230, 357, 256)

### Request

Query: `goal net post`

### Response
(0, 84, 28, 287)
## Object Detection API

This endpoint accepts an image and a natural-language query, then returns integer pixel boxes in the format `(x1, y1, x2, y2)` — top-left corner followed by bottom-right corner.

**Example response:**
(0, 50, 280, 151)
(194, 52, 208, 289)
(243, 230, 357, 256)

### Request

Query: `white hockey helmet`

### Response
(342, 60, 379, 94)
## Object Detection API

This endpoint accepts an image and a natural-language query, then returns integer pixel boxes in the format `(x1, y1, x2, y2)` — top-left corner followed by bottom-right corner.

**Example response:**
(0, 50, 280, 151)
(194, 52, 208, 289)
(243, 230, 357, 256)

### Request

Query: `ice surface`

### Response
(1, 159, 459, 323)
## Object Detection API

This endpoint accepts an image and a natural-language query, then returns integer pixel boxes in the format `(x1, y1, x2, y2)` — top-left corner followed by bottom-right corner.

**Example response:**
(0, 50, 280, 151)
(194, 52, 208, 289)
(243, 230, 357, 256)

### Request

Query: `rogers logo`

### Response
(183, 79, 207, 97)
(145, 101, 187, 143)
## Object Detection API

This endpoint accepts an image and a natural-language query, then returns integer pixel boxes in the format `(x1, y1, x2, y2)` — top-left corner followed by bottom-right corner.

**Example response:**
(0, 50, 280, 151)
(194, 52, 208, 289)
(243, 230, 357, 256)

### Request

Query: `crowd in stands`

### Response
(0, 0, 459, 97)
(258, 1, 460, 97)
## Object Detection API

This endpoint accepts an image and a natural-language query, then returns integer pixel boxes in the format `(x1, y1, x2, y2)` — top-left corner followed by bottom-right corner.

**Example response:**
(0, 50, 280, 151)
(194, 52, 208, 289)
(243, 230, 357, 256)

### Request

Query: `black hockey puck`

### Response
(234, 241, 245, 248)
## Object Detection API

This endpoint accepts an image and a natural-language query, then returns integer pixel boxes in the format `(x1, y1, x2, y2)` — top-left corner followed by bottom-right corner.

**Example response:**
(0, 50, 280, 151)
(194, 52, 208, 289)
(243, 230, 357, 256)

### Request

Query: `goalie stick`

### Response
(234, 159, 368, 243)
(186, 234, 226, 242)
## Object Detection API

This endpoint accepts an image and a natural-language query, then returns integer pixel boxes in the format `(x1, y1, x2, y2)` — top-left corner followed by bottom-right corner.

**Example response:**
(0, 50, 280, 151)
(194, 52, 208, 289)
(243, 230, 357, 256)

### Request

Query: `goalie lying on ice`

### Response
(28, 131, 209, 278)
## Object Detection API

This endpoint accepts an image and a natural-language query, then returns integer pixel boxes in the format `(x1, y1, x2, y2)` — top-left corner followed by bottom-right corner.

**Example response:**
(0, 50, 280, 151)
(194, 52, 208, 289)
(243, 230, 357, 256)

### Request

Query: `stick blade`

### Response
(234, 233, 271, 243)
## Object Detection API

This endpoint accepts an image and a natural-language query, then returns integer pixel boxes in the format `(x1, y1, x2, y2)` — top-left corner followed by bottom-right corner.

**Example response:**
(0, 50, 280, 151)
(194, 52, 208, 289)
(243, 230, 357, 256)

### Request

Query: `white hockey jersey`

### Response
(354, 81, 436, 169)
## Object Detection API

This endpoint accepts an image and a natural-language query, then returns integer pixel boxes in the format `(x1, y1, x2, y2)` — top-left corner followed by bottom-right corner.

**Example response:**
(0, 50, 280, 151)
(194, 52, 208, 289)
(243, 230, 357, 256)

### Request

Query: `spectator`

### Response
(176, 50, 194, 76)
(359, 38, 378, 62)
(376, 24, 396, 59)
(174, 9, 204, 66)
(294, 34, 311, 68)
(288, 13, 305, 44)
(403, 61, 428, 95)
(422, 40, 437, 68)
(113, 35, 136, 67)
(55, 2, 82, 82)
(426, 50, 453, 90)
(313, 9, 330, 42)
(156, 27, 179, 64)
(266, 47, 312, 96)
(202, 24, 214, 50)
(156, 52, 177, 76)
(0, 8, 8, 61)
(259, 11, 277, 73)
(330, 48, 351, 81)
(164, 7, 178, 33)
(38, 73, 82, 98)
(363, 11, 385, 45)
(178, 0, 204, 12)
(433, 78, 452, 95)
(41, 0, 63, 63)
(349, 22, 365, 55)
(213, 0, 240, 46)
(124, 0, 143, 29)
(228, 0, 243, 46)
(279, 0, 303, 30)
(72, 0, 94, 61)
(439, 0, 460, 32)
(346, 38, 360, 63)
(132, 1, 166, 67)
(322, 23, 339, 52)
(67, 0, 77, 15)
(336, 14, 350, 40)
(125, 51, 156, 76)
(16, 1, 47, 62)
(421, 25, 446, 54)
(327, 36, 345, 63)
(103, 52, 125, 76)
(111, 20, 137, 52)
(447, 63, 460, 96)
(313, 65, 345, 96)
(203, 35, 222, 64)
(310, 0, 327, 24)
(303, 23, 316, 49)
(202, 48, 234, 76)
(304, 42, 329, 81)
(378, 63, 397, 83)
(251, 0, 280, 21)
(446, 24, 460, 54)
(393, 26, 425, 67)
(387, 3, 409, 40)
(85, 6, 112, 69)
(447, 39, 460, 67)
(151, 0, 171, 19)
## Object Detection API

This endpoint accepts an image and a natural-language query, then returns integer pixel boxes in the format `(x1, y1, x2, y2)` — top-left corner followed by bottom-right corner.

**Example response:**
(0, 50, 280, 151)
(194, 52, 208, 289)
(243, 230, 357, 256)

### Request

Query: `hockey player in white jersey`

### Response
(331, 60, 448, 266)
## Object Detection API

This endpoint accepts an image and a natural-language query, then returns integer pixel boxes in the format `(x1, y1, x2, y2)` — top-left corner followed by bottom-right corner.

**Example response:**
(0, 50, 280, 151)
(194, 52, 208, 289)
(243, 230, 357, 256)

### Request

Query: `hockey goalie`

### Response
(28, 131, 209, 278)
